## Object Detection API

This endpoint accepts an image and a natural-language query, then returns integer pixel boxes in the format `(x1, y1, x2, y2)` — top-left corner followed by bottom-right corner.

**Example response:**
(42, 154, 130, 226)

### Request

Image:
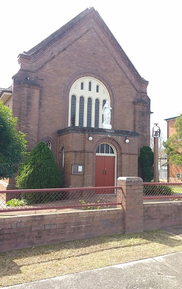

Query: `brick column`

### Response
(117, 177, 143, 234)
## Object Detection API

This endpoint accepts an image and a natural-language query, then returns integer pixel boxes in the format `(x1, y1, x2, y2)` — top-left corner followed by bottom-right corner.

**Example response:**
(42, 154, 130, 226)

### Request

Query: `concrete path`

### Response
(2, 251, 182, 289)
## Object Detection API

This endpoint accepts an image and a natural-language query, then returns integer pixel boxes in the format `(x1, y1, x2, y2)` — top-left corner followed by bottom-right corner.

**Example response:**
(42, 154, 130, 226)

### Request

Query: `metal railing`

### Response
(143, 182, 182, 200)
(0, 186, 121, 212)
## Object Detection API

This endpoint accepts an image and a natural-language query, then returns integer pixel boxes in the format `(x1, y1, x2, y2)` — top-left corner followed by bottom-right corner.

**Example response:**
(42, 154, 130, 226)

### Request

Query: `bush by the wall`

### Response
(6, 198, 27, 207)
(143, 185, 174, 196)
(16, 142, 63, 204)
(139, 146, 154, 182)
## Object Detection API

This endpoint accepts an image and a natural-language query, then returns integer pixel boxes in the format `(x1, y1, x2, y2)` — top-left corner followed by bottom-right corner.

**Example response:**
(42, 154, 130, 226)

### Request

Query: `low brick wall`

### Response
(2, 178, 182, 253)
(0, 208, 124, 252)
(144, 201, 182, 230)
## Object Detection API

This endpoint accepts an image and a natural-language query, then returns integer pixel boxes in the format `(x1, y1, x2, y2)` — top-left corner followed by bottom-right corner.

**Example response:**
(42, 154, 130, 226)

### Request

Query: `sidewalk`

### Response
(2, 251, 182, 289)
(1, 225, 182, 289)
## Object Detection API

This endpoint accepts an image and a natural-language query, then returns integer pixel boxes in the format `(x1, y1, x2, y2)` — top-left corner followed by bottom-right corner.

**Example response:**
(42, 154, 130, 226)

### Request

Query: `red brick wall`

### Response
(58, 133, 139, 187)
(0, 209, 124, 252)
(167, 118, 182, 182)
(167, 118, 176, 138)
(1, 178, 182, 252)
(144, 202, 182, 230)
(117, 177, 144, 233)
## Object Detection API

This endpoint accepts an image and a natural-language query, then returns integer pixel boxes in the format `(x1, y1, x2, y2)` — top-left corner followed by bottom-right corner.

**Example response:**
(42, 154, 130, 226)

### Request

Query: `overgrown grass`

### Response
(170, 186, 182, 194)
(0, 230, 182, 287)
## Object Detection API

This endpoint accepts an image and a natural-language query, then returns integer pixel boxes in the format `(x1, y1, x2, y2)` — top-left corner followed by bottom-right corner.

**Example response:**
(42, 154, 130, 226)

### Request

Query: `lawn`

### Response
(171, 186, 182, 194)
(0, 230, 182, 287)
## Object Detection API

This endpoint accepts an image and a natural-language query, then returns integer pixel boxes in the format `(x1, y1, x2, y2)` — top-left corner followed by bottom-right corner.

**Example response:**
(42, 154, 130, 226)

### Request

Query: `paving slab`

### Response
(2, 252, 182, 289)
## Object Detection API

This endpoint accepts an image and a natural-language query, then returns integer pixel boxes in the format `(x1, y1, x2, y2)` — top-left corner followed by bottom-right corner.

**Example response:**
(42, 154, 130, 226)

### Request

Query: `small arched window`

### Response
(46, 141, 51, 150)
(96, 143, 114, 154)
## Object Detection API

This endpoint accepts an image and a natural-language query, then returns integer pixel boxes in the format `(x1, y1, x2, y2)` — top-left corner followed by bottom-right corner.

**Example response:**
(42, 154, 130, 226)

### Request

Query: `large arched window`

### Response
(68, 76, 111, 128)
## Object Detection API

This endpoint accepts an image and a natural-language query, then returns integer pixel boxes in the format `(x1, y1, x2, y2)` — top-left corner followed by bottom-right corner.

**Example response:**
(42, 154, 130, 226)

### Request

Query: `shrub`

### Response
(139, 146, 154, 182)
(16, 142, 63, 204)
(143, 185, 174, 196)
(6, 198, 27, 207)
(79, 199, 111, 210)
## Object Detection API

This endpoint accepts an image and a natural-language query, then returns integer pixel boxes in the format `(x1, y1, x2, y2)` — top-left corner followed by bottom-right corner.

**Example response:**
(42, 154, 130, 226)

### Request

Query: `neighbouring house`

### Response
(0, 7, 151, 189)
(165, 112, 182, 182)
(159, 157, 167, 181)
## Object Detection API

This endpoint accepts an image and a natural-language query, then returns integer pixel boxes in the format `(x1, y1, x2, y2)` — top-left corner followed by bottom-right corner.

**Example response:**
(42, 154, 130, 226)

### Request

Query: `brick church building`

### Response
(0, 8, 150, 189)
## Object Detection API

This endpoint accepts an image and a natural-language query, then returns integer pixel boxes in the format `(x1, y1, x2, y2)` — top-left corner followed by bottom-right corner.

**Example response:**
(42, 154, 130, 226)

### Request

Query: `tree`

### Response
(16, 141, 63, 189)
(139, 146, 154, 182)
(163, 114, 182, 166)
(0, 101, 27, 179)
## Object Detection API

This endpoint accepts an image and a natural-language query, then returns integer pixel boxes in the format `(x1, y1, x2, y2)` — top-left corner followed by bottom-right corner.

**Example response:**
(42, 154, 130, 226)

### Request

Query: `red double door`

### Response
(95, 156, 115, 189)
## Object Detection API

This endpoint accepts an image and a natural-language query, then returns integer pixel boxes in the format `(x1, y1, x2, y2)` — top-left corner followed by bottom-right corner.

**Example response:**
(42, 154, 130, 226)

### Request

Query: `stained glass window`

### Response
(71, 95, 76, 126)
(89, 81, 92, 91)
(95, 99, 99, 128)
(87, 97, 92, 127)
(79, 96, 84, 127)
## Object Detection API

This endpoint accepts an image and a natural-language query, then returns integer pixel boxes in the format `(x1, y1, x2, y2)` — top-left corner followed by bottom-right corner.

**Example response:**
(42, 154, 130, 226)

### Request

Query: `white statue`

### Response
(102, 101, 112, 129)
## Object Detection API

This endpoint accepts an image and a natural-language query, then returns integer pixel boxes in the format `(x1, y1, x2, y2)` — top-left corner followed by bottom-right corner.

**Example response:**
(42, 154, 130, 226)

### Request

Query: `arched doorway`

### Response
(95, 143, 116, 188)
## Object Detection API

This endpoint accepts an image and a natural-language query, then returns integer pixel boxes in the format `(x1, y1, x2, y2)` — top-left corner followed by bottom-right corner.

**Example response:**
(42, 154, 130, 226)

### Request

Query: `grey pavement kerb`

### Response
(2, 251, 182, 289)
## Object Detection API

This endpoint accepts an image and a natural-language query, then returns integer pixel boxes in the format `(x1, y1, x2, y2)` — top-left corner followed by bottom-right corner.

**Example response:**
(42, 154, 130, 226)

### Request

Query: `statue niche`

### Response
(102, 101, 112, 129)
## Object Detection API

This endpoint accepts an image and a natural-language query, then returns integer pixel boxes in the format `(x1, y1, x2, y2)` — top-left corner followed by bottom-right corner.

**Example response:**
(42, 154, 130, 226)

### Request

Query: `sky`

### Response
(1, 0, 182, 140)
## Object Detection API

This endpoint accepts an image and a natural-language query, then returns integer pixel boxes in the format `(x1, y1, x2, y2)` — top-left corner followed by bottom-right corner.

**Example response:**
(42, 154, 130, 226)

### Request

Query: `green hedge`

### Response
(143, 185, 174, 196)
(16, 142, 63, 204)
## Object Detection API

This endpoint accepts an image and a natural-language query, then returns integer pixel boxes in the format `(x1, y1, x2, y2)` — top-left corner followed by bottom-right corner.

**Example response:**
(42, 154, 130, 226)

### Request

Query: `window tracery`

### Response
(69, 76, 111, 128)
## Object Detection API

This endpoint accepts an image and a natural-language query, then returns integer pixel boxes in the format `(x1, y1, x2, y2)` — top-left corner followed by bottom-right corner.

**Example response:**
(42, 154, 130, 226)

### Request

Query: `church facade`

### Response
(0, 8, 150, 188)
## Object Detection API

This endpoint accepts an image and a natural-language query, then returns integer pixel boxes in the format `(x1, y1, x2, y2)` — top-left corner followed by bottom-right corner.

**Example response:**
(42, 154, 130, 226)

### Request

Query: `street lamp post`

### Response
(152, 123, 161, 182)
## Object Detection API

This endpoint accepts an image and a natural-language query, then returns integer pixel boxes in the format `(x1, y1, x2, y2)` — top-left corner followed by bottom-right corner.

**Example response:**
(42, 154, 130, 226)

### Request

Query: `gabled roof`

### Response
(21, 8, 93, 58)
(165, 112, 182, 121)
(0, 86, 12, 96)
(18, 7, 148, 87)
